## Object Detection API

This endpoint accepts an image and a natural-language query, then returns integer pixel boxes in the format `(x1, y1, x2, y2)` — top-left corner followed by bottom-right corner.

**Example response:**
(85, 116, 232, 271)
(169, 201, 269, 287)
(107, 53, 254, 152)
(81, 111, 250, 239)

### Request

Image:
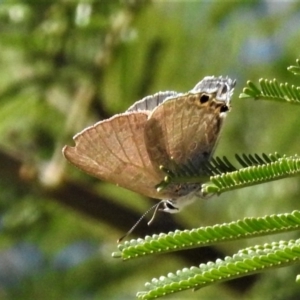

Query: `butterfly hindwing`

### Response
(144, 92, 226, 175)
(143, 76, 236, 175)
(126, 91, 180, 112)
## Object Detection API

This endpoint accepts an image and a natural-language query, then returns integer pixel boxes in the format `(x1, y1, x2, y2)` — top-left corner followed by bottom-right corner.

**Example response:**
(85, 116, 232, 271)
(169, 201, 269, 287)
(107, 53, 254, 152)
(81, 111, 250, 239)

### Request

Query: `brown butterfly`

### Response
(63, 76, 236, 213)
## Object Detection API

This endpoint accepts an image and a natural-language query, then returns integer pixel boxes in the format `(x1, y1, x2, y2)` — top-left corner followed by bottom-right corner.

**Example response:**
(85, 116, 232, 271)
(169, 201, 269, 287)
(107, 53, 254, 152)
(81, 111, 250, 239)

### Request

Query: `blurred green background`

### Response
(1, 0, 300, 299)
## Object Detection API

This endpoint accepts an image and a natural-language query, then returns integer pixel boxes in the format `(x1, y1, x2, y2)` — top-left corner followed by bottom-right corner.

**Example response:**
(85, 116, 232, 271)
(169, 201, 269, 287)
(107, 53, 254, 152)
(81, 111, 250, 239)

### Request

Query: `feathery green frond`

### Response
(202, 154, 300, 195)
(239, 79, 300, 104)
(112, 210, 300, 260)
(136, 239, 300, 299)
(287, 58, 300, 75)
(157, 160, 224, 192)
(156, 155, 238, 192)
(156, 153, 300, 197)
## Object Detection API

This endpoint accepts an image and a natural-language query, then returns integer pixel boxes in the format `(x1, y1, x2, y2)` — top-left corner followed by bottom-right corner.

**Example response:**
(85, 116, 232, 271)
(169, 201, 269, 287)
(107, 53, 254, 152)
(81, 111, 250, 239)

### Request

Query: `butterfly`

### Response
(63, 76, 236, 213)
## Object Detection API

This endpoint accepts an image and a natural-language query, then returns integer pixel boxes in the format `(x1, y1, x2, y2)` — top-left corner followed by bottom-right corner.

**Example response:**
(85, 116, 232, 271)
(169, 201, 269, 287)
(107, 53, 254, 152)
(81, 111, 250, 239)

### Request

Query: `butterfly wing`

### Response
(145, 77, 235, 173)
(126, 91, 180, 112)
(63, 112, 172, 199)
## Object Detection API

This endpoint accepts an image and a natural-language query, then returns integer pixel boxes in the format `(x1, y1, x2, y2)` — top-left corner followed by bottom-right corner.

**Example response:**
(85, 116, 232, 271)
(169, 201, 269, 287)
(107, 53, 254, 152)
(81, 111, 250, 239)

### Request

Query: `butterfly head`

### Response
(159, 183, 203, 213)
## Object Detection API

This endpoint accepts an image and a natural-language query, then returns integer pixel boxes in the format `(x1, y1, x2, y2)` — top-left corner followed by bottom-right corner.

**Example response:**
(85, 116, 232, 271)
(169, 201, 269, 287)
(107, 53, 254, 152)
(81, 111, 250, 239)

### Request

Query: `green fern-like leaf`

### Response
(156, 153, 300, 197)
(287, 58, 300, 75)
(202, 154, 300, 195)
(112, 210, 300, 260)
(136, 239, 300, 299)
(156, 155, 238, 192)
(239, 79, 300, 104)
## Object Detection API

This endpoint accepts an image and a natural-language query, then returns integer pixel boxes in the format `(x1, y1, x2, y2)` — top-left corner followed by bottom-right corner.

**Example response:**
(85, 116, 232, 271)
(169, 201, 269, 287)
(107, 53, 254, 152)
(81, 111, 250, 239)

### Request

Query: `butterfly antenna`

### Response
(117, 202, 163, 243)
(147, 201, 163, 226)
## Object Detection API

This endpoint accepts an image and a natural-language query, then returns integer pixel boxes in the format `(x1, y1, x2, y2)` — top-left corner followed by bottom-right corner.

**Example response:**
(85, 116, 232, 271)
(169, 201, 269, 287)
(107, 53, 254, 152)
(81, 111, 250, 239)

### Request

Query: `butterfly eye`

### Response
(165, 201, 178, 211)
(199, 94, 210, 104)
(220, 105, 229, 113)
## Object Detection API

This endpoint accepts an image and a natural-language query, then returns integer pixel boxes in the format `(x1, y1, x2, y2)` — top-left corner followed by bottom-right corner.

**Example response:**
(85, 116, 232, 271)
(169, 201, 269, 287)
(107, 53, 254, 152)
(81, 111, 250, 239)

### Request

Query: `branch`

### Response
(0, 148, 255, 293)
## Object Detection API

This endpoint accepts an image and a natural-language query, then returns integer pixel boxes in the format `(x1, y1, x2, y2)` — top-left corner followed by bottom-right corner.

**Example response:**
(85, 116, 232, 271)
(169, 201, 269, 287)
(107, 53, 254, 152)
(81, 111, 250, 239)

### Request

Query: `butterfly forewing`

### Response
(63, 112, 171, 199)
